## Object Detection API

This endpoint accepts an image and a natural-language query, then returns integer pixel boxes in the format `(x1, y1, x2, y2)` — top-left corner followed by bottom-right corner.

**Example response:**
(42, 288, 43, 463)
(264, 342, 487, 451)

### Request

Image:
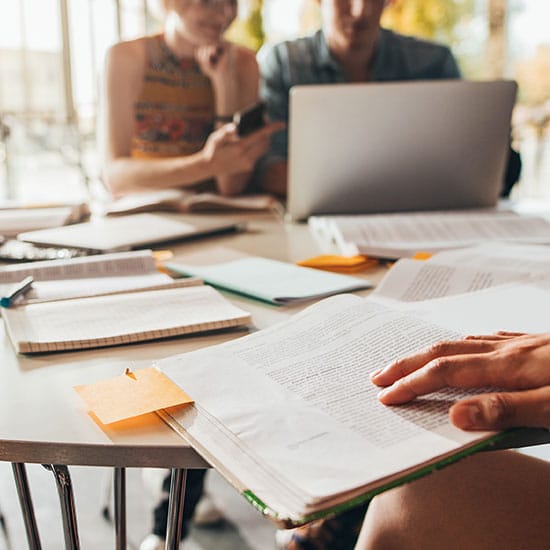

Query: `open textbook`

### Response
(2, 284, 251, 353)
(156, 289, 550, 526)
(0, 249, 200, 304)
(309, 209, 550, 258)
(103, 189, 280, 216)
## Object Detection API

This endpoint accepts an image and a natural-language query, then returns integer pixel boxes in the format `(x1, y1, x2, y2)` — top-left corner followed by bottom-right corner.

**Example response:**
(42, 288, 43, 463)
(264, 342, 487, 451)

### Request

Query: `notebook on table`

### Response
(2, 285, 251, 354)
(287, 80, 517, 221)
(17, 213, 246, 253)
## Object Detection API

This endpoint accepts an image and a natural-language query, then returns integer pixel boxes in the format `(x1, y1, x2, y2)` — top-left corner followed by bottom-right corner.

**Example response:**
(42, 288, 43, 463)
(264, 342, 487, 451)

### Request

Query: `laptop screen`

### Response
(287, 80, 517, 221)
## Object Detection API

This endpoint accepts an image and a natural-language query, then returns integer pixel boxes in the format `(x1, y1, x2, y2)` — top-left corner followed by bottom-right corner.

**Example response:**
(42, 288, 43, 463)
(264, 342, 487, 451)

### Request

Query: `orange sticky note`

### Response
(297, 255, 378, 273)
(74, 367, 193, 425)
(412, 252, 433, 260)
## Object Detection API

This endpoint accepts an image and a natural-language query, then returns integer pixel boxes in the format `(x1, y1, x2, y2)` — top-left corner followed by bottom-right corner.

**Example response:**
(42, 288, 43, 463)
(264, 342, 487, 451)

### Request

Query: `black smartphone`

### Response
(234, 102, 266, 137)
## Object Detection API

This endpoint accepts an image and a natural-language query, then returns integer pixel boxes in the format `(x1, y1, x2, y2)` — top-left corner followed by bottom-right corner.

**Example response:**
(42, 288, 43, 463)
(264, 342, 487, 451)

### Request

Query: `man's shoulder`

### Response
(258, 32, 322, 77)
(379, 29, 460, 79)
(384, 29, 452, 55)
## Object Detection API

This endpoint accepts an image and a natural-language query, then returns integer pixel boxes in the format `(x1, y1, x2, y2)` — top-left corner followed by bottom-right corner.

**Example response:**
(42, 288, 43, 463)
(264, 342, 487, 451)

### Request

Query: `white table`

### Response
(0, 211, 384, 549)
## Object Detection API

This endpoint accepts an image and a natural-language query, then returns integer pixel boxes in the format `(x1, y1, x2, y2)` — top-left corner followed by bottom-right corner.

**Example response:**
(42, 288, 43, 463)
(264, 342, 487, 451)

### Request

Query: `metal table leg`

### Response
(12, 463, 41, 550)
(114, 467, 126, 550)
(165, 468, 187, 550)
(44, 464, 80, 550)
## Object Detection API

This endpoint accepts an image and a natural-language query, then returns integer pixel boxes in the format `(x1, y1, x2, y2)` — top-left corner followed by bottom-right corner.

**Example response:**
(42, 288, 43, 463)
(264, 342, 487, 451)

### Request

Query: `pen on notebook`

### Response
(0, 276, 34, 307)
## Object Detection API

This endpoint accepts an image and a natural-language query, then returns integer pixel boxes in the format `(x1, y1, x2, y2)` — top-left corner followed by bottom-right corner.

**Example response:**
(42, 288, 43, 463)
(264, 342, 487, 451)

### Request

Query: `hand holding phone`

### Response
(233, 102, 266, 137)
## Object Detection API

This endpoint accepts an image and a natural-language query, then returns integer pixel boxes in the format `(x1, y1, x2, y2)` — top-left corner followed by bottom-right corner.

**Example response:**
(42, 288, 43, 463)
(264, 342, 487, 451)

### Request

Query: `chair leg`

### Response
(101, 469, 114, 523)
(11, 463, 41, 550)
(0, 502, 12, 550)
(43, 465, 80, 550)
(164, 468, 187, 550)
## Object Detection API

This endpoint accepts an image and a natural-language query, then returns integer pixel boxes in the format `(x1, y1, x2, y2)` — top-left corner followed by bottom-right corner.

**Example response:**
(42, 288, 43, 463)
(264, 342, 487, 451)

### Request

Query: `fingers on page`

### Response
(371, 338, 495, 387)
(377, 352, 498, 405)
(450, 386, 550, 430)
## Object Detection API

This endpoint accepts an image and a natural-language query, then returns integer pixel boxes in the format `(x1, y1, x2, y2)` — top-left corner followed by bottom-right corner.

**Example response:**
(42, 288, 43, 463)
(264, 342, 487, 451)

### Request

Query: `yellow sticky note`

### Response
(75, 367, 193, 425)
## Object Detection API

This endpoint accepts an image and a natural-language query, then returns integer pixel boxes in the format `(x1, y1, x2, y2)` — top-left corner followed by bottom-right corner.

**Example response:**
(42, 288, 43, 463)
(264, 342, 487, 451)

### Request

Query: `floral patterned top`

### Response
(132, 34, 215, 159)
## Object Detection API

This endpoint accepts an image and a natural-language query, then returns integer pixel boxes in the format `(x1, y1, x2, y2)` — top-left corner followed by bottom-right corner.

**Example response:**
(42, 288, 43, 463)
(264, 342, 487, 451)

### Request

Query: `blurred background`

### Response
(0, 0, 549, 204)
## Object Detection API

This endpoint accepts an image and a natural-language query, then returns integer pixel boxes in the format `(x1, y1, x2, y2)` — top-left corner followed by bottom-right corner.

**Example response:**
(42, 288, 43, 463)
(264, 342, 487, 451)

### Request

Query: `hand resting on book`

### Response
(372, 331, 550, 431)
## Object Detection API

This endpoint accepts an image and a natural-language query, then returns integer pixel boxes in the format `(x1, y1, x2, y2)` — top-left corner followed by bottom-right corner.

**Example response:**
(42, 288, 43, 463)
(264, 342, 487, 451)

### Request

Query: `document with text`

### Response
(309, 210, 550, 258)
(158, 294, 516, 526)
(372, 258, 528, 302)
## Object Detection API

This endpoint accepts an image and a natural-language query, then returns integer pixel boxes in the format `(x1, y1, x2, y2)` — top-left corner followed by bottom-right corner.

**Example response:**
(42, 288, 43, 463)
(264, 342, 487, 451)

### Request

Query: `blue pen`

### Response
(0, 276, 34, 307)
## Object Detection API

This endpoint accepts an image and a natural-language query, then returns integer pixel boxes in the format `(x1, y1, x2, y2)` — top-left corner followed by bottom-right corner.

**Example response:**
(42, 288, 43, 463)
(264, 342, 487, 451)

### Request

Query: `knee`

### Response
(355, 491, 407, 550)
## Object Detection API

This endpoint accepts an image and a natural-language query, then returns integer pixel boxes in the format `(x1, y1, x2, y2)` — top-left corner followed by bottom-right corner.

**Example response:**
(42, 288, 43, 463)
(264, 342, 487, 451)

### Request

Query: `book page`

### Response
(430, 242, 550, 276)
(104, 189, 278, 215)
(160, 295, 493, 509)
(3, 285, 250, 352)
(321, 210, 550, 257)
(0, 249, 157, 284)
(373, 258, 527, 302)
(186, 193, 278, 212)
(374, 279, 550, 335)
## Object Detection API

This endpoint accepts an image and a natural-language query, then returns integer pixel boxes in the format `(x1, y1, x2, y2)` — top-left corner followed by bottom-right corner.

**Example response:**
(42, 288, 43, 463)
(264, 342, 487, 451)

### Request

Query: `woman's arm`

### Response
(196, 43, 271, 196)
(99, 39, 215, 195)
(100, 40, 277, 197)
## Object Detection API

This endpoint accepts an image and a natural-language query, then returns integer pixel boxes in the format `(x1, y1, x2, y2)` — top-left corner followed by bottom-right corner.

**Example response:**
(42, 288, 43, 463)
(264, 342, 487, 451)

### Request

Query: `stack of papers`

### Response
(309, 209, 550, 258)
(155, 284, 550, 526)
(0, 249, 198, 304)
(0, 202, 89, 237)
(75, 241, 550, 526)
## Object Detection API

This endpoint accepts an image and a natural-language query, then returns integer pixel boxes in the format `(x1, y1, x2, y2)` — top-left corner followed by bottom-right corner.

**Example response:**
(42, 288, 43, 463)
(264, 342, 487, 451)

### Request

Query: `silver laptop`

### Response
(287, 80, 517, 221)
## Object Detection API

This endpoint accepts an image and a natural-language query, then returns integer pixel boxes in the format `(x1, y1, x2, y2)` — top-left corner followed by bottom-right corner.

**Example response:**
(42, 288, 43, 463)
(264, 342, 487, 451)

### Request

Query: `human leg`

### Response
(355, 450, 550, 550)
(277, 502, 368, 550)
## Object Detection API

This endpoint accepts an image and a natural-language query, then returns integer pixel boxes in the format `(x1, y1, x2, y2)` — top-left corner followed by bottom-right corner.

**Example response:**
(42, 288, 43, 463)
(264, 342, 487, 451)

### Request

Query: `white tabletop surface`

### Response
(0, 211, 385, 468)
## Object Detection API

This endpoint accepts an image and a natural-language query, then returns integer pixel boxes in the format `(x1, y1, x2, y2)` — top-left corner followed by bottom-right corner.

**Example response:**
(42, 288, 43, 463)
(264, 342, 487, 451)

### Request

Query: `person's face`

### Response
(167, 0, 238, 45)
(321, 0, 387, 55)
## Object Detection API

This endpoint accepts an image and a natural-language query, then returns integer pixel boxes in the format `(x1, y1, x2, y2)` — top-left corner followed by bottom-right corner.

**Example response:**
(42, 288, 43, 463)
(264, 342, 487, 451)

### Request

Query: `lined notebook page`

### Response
(3, 285, 251, 353)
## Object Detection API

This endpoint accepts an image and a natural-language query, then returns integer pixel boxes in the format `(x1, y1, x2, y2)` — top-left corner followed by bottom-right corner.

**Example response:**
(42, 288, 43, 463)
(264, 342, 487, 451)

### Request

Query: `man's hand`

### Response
(371, 332, 550, 431)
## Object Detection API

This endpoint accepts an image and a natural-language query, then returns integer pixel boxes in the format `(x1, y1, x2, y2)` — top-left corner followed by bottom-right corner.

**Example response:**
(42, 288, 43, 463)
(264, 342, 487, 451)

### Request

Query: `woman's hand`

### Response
(371, 332, 550, 431)
(195, 42, 234, 84)
(201, 121, 285, 183)
(195, 42, 239, 114)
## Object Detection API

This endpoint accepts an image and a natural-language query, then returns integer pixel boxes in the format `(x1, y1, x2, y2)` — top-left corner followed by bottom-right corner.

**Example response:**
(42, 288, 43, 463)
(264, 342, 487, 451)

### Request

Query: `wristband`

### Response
(214, 115, 234, 123)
